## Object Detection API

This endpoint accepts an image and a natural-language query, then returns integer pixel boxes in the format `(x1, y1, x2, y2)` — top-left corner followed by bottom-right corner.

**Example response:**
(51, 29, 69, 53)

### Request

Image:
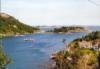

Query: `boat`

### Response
(24, 38, 34, 41)
(15, 35, 24, 37)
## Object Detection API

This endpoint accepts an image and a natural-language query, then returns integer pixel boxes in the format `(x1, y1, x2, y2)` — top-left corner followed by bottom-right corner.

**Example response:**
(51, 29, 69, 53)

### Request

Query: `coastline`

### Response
(50, 31, 100, 69)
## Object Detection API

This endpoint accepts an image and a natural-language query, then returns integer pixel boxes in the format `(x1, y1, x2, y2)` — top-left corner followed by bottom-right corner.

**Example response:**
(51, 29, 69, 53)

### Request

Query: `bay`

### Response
(2, 32, 87, 69)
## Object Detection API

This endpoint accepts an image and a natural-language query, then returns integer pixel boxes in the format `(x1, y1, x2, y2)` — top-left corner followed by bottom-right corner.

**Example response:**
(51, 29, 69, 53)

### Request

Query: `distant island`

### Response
(51, 31, 100, 69)
(0, 13, 39, 36)
(47, 26, 87, 33)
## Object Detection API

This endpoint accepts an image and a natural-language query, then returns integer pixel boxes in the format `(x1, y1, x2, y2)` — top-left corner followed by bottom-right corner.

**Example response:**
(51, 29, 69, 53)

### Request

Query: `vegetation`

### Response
(98, 53, 100, 68)
(0, 13, 39, 36)
(68, 31, 100, 49)
(52, 31, 100, 69)
(49, 26, 86, 33)
(0, 42, 11, 69)
(83, 31, 100, 41)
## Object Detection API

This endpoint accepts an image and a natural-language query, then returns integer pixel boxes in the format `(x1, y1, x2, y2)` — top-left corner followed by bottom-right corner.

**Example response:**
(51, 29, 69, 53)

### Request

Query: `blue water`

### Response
(2, 32, 87, 69)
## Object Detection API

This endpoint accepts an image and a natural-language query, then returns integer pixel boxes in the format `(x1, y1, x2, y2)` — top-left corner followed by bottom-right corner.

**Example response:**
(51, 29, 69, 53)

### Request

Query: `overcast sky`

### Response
(1, 0, 100, 26)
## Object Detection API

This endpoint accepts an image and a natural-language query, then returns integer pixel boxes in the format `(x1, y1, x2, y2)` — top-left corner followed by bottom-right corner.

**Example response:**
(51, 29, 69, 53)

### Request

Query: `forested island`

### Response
(51, 31, 100, 69)
(48, 26, 87, 33)
(0, 13, 39, 36)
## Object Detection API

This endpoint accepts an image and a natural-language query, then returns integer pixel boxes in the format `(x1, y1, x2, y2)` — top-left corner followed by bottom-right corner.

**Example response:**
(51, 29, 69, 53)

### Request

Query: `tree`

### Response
(0, 39, 11, 69)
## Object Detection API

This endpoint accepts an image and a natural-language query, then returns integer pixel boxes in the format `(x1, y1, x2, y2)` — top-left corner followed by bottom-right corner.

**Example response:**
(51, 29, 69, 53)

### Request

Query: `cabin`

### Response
(78, 39, 100, 51)
(78, 41, 92, 48)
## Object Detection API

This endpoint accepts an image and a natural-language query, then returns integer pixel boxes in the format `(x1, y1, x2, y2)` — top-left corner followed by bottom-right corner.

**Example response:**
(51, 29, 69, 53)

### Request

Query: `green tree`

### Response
(0, 39, 11, 69)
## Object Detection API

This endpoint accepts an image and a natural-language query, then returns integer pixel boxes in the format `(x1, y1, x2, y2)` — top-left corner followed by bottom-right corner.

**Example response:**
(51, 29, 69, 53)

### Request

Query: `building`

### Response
(78, 39, 100, 51)
(78, 41, 92, 48)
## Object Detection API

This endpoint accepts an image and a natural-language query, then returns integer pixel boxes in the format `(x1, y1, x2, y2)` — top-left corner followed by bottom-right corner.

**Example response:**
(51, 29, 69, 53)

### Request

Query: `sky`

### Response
(1, 0, 100, 26)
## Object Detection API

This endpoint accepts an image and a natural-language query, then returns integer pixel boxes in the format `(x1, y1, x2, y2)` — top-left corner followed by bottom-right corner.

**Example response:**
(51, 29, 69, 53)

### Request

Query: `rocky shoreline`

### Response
(51, 31, 100, 69)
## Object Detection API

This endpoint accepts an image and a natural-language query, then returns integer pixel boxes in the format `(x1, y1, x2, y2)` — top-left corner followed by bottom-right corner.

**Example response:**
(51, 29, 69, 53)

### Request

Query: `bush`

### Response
(0, 46, 11, 69)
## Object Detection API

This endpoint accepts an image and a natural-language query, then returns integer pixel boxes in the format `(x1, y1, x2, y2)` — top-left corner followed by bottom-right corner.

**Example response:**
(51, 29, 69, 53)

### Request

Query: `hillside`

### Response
(0, 13, 39, 36)
(51, 31, 100, 69)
